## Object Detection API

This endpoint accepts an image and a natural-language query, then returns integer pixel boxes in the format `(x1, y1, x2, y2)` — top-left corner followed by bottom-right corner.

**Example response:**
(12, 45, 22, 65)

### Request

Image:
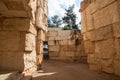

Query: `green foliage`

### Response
(47, 18, 55, 27)
(62, 5, 78, 29)
(51, 15, 62, 27)
(63, 26, 71, 30)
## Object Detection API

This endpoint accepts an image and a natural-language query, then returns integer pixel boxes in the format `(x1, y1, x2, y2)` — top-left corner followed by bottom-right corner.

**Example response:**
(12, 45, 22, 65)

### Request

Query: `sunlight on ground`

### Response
(33, 72, 57, 77)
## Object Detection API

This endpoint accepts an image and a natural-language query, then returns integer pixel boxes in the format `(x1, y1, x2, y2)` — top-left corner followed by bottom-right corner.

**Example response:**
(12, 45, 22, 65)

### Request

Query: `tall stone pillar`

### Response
(0, 0, 48, 73)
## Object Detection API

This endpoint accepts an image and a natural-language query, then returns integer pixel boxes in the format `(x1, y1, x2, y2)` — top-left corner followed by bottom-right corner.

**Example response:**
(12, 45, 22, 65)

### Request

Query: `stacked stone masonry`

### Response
(0, 0, 48, 73)
(80, 0, 120, 76)
(46, 28, 86, 62)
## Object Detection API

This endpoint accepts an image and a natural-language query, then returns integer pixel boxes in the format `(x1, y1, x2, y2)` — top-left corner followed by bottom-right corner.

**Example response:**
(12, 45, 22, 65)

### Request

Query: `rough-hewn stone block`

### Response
(25, 33, 36, 51)
(114, 39, 120, 60)
(95, 39, 115, 59)
(87, 54, 97, 64)
(49, 51, 59, 57)
(68, 40, 75, 45)
(55, 36, 70, 40)
(83, 32, 89, 41)
(38, 30, 45, 41)
(66, 52, 75, 57)
(88, 25, 113, 41)
(0, 31, 20, 51)
(86, 7, 94, 31)
(96, 0, 116, 10)
(48, 40, 55, 45)
(113, 22, 120, 38)
(3, 18, 37, 35)
(49, 45, 60, 52)
(58, 30, 71, 37)
(47, 31, 58, 37)
(50, 57, 59, 60)
(84, 41, 94, 54)
(66, 45, 76, 51)
(114, 60, 120, 76)
(3, 18, 30, 31)
(24, 50, 37, 72)
(48, 37, 55, 40)
(81, 10, 87, 33)
(101, 59, 114, 73)
(59, 40, 68, 45)
(93, 2, 119, 29)
(0, 51, 24, 71)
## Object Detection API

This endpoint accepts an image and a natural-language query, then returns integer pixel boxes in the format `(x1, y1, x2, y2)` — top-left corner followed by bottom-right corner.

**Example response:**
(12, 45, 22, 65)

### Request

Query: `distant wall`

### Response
(80, 0, 120, 76)
(46, 28, 86, 62)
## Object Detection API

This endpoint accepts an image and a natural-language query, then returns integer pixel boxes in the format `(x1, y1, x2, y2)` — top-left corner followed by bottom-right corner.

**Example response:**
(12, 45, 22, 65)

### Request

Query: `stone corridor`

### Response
(0, 0, 120, 80)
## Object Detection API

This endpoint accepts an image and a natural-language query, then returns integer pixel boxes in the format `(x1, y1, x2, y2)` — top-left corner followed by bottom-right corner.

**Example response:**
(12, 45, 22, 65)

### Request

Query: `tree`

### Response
(62, 5, 78, 29)
(47, 18, 56, 27)
(51, 15, 62, 27)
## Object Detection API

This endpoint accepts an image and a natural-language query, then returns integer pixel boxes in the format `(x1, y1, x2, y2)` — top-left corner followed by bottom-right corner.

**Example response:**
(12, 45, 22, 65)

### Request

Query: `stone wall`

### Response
(0, 0, 48, 73)
(46, 28, 86, 62)
(80, 0, 120, 76)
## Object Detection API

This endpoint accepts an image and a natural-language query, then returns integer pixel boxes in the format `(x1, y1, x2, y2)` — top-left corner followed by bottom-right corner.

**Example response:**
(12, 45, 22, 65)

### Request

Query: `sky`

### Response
(48, 0, 83, 25)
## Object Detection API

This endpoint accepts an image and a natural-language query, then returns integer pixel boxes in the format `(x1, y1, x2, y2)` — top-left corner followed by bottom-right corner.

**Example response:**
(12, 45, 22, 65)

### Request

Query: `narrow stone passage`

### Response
(32, 60, 120, 80)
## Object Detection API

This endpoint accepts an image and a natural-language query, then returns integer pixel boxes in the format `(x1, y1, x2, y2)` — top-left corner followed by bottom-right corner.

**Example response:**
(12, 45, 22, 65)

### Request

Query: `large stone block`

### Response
(68, 40, 75, 45)
(55, 36, 70, 40)
(96, 0, 116, 10)
(0, 31, 20, 51)
(95, 39, 115, 59)
(101, 59, 114, 73)
(59, 40, 68, 45)
(38, 30, 45, 41)
(87, 54, 97, 64)
(47, 31, 58, 37)
(49, 45, 59, 52)
(25, 33, 36, 51)
(86, 7, 94, 31)
(0, 51, 24, 71)
(93, 2, 119, 29)
(65, 52, 75, 57)
(114, 60, 120, 76)
(0, 0, 37, 18)
(24, 50, 37, 72)
(64, 45, 76, 51)
(84, 41, 94, 54)
(114, 38, 120, 60)
(83, 32, 89, 41)
(48, 40, 55, 45)
(50, 57, 59, 60)
(48, 28, 62, 31)
(48, 37, 55, 40)
(88, 25, 113, 41)
(58, 30, 71, 37)
(3, 18, 37, 35)
(81, 10, 87, 33)
(59, 51, 66, 57)
(113, 22, 120, 38)
(49, 51, 59, 57)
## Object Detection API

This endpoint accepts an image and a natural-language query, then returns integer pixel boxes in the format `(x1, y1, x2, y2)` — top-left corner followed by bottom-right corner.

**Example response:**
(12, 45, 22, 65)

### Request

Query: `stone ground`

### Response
(32, 60, 120, 80)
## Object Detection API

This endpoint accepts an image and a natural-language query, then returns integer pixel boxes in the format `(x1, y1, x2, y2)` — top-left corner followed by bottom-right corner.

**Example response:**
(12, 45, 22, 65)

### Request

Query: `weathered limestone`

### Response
(46, 28, 86, 62)
(80, 0, 120, 76)
(0, 0, 48, 73)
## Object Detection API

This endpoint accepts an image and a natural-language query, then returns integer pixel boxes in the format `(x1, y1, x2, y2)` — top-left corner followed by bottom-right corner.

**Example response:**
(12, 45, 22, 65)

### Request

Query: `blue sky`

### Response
(48, 0, 83, 25)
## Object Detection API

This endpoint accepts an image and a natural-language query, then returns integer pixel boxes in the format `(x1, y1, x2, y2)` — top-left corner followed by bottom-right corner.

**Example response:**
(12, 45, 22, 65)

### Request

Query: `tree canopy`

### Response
(62, 5, 78, 29)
